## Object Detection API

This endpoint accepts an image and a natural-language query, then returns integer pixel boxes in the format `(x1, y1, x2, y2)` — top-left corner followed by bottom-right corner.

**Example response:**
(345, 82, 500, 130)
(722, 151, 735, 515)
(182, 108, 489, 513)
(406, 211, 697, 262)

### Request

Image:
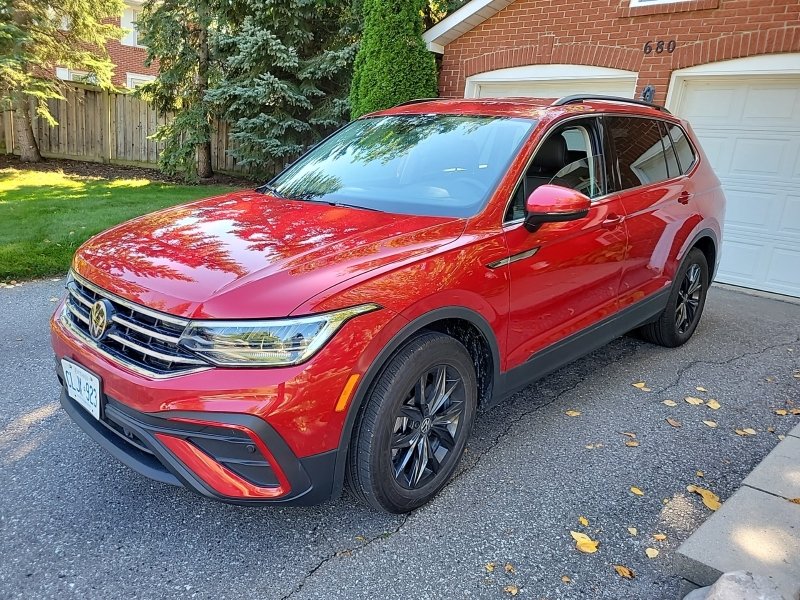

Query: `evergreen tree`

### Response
(207, 0, 358, 177)
(349, 0, 437, 119)
(136, 0, 217, 180)
(0, 0, 121, 161)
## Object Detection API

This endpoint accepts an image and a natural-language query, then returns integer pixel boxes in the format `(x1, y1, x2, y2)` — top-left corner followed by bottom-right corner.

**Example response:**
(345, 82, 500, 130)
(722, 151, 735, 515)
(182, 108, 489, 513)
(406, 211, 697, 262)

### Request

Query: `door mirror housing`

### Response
(524, 184, 591, 231)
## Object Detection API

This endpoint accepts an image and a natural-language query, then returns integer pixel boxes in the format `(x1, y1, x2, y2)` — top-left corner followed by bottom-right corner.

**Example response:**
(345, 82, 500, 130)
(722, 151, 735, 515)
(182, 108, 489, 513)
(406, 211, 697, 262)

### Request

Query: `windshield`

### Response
(267, 114, 536, 218)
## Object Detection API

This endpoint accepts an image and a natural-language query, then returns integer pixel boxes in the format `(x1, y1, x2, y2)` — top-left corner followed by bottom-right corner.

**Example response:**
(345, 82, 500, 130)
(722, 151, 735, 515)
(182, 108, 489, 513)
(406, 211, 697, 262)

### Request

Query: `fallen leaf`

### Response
(789, 498, 800, 505)
(621, 432, 637, 438)
(775, 409, 788, 416)
(685, 396, 704, 405)
(662, 399, 678, 407)
(561, 575, 571, 584)
(504, 563, 516, 574)
(570, 531, 599, 554)
(485, 562, 496, 573)
(696, 470, 704, 478)
(793, 370, 800, 379)
(630, 486, 644, 496)
(653, 533, 667, 541)
(632, 382, 652, 392)
(792, 408, 800, 415)
(735, 428, 756, 436)
(585, 443, 604, 449)
(703, 420, 718, 428)
(355, 535, 367, 543)
(48, 297, 58, 302)
(768, 426, 776, 432)
(627, 527, 638, 536)
(779, 435, 786, 440)
(578, 516, 589, 527)
(687, 484, 721, 510)
(503, 584, 520, 596)
(565, 410, 581, 417)
(614, 565, 635, 579)
(666, 418, 682, 428)
(706, 399, 721, 410)
(766, 376, 776, 383)
(625, 440, 640, 447)
(645, 548, 659, 559)
(696, 386, 708, 392)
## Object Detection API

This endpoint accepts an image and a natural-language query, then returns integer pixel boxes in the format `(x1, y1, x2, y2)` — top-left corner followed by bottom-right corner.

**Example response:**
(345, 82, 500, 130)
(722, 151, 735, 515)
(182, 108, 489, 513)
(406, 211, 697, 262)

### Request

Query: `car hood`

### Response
(73, 190, 464, 319)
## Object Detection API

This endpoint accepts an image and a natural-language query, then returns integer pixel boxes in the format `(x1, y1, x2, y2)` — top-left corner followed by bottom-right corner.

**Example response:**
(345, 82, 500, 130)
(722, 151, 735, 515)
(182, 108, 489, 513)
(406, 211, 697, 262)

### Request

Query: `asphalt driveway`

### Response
(1, 280, 798, 600)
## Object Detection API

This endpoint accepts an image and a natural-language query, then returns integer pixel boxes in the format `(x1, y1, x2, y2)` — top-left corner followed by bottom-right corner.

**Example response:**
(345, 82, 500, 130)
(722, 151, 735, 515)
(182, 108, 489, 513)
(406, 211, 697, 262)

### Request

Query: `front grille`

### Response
(64, 272, 210, 377)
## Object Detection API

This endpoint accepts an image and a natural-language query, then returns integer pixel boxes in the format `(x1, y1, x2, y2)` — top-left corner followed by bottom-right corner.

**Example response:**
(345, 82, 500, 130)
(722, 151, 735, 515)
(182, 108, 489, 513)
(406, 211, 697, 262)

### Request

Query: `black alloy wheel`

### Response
(637, 247, 709, 347)
(346, 332, 478, 513)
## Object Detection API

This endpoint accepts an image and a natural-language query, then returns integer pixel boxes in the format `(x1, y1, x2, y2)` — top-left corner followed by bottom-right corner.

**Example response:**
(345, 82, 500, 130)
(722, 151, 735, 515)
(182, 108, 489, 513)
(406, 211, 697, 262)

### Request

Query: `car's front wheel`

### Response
(638, 247, 709, 347)
(346, 332, 478, 513)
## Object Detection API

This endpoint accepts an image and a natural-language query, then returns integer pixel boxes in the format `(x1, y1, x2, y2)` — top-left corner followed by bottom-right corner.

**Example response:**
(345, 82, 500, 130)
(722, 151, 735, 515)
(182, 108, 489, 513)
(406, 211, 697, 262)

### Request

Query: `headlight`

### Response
(178, 304, 381, 367)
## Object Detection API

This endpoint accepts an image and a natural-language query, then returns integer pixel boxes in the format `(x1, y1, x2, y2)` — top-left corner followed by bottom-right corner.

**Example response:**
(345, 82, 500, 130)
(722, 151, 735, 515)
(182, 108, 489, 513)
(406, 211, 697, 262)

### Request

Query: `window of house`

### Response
(607, 117, 671, 189)
(126, 73, 156, 88)
(121, 8, 144, 47)
(55, 67, 97, 84)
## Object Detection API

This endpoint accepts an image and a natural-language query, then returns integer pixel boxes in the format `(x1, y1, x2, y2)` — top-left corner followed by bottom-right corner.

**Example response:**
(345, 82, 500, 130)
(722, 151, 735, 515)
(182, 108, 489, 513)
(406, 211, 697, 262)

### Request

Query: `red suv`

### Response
(51, 95, 725, 513)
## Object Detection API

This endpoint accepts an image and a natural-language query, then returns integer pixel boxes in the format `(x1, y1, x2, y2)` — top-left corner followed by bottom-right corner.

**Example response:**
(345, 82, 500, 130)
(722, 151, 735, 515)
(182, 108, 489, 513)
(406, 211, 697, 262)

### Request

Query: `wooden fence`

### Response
(1, 82, 249, 175)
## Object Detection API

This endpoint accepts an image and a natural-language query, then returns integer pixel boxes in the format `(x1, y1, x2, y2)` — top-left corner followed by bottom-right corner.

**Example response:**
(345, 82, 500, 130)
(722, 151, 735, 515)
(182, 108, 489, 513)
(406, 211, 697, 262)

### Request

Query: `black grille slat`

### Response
(64, 273, 209, 377)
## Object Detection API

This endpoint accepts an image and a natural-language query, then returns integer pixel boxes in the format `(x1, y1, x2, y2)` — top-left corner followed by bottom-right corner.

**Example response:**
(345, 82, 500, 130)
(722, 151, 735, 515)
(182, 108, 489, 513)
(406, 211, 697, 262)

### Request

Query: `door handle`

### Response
(601, 214, 623, 228)
(678, 191, 692, 205)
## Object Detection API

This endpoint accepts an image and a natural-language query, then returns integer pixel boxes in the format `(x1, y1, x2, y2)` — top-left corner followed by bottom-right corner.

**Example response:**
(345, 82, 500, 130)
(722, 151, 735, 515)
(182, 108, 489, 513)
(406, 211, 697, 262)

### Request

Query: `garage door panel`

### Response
(723, 188, 781, 233)
(743, 85, 800, 122)
(766, 247, 800, 294)
(717, 239, 763, 279)
(780, 195, 800, 236)
(673, 72, 800, 297)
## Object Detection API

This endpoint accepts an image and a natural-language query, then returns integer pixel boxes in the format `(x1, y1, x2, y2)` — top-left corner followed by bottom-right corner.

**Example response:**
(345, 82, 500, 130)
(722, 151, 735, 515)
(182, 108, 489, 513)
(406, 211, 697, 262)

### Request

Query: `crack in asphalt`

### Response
(655, 334, 800, 395)
(279, 514, 411, 600)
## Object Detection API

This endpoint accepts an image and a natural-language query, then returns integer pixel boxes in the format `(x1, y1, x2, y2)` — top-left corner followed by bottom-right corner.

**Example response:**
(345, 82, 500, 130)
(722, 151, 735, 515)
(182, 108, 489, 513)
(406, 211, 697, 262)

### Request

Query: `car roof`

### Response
(371, 97, 679, 123)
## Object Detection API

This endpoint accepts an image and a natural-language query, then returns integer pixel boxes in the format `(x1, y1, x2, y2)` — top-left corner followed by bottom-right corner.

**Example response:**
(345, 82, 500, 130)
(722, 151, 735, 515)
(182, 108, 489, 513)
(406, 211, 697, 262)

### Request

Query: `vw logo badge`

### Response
(89, 299, 113, 341)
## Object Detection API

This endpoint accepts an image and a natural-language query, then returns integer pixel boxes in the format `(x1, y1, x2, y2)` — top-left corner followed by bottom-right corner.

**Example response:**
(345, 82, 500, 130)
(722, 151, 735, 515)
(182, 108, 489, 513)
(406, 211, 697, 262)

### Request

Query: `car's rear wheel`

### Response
(638, 247, 709, 347)
(346, 332, 477, 513)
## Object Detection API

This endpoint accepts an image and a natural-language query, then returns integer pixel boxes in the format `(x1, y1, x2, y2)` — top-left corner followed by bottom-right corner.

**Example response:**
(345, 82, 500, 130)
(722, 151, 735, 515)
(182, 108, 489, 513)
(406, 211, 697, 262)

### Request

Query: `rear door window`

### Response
(607, 117, 671, 190)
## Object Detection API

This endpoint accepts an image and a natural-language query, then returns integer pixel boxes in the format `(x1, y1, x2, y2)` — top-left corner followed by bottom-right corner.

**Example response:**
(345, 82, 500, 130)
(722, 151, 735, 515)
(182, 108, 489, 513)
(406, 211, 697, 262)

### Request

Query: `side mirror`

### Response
(524, 185, 591, 231)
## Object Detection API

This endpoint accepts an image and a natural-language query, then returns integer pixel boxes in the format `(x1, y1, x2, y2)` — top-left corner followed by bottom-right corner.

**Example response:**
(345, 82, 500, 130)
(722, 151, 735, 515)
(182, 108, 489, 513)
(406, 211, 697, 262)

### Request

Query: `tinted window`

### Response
(666, 124, 697, 174)
(659, 121, 681, 179)
(505, 120, 605, 222)
(268, 114, 535, 218)
(607, 117, 670, 189)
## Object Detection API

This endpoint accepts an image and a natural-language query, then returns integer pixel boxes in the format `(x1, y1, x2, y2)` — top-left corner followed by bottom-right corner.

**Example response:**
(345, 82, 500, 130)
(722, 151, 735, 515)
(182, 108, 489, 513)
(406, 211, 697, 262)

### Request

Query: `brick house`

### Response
(423, 0, 800, 298)
(56, 0, 157, 89)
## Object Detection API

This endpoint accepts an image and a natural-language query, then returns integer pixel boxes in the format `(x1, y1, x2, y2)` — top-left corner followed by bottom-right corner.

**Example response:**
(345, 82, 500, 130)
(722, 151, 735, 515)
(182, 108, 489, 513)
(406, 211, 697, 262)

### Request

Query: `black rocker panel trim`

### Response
(495, 287, 671, 401)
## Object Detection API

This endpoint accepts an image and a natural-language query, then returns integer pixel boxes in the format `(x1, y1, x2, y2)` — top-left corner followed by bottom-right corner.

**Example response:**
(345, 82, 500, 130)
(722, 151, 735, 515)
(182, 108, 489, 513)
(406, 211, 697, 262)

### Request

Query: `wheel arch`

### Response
(679, 227, 719, 279)
(331, 306, 501, 498)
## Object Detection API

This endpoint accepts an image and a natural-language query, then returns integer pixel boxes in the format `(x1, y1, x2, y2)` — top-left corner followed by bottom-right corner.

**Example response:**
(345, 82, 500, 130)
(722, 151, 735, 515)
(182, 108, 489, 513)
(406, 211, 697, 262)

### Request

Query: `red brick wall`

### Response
(439, 0, 800, 103)
(107, 38, 158, 87)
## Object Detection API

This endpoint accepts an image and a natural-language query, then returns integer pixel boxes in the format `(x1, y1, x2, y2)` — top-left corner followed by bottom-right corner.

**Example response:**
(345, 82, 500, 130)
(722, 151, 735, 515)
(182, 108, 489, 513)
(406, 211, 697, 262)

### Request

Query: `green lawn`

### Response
(0, 167, 239, 281)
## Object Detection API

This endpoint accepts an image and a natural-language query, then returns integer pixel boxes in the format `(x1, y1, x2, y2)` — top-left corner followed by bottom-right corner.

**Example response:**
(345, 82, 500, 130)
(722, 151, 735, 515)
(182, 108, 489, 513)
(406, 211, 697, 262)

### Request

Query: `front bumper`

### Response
(57, 379, 338, 505)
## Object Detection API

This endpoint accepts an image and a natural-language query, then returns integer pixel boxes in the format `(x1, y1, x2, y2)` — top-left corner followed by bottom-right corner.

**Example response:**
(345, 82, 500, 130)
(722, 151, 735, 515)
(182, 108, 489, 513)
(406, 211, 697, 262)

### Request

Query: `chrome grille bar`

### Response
(62, 270, 211, 378)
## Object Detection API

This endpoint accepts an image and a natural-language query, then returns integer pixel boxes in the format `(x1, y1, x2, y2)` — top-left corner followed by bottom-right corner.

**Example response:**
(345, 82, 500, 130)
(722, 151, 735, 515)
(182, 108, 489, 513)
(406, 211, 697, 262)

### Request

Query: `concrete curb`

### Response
(674, 423, 800, 599)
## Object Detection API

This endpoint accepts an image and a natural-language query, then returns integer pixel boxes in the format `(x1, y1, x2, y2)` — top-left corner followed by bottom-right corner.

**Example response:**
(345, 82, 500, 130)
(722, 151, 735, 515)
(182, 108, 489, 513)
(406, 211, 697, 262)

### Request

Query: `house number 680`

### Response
(644, 40, 676, 54)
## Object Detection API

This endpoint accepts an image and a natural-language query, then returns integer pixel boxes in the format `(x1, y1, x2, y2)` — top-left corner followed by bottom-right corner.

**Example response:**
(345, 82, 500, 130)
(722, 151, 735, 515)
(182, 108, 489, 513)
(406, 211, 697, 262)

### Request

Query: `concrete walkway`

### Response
(675, 423, 800, 598)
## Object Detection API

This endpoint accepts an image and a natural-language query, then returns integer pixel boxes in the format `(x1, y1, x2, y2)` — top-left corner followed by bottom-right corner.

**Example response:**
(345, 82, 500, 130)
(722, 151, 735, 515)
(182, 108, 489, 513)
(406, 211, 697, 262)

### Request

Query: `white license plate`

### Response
(62, 360, 102, 420)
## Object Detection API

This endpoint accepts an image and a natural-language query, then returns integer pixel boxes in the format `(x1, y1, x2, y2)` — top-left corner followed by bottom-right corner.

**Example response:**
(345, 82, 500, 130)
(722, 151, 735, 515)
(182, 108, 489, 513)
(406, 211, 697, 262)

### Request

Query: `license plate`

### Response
(62, 360, 102, 420)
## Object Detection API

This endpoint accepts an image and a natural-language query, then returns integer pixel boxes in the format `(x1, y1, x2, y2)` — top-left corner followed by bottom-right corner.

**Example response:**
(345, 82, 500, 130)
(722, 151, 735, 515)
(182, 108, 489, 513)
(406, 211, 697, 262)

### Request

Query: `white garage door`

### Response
(465, 64, 637, 99)
(670, 67, 800, 297)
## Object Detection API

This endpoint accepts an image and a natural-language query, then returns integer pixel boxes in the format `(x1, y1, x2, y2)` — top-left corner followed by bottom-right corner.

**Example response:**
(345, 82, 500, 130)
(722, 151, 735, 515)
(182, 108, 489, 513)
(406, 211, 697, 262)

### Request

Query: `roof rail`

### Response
(552, 94, 671, 114)
(393, 98, 441, 107)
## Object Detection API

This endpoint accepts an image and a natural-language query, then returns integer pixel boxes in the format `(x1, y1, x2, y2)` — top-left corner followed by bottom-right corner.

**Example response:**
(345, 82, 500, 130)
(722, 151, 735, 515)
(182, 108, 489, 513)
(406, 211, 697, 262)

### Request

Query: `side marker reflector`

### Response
(335, 374, 361, 412)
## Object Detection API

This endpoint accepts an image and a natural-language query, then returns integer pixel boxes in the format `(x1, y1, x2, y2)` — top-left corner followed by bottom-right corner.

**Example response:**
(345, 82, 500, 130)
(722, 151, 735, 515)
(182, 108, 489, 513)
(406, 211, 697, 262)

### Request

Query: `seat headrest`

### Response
(531, 135, 567, 173)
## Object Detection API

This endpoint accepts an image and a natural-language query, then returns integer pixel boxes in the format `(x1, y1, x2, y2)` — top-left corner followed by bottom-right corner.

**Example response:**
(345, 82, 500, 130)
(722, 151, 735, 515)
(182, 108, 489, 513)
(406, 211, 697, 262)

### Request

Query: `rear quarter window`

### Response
(666, 124, 698, 175)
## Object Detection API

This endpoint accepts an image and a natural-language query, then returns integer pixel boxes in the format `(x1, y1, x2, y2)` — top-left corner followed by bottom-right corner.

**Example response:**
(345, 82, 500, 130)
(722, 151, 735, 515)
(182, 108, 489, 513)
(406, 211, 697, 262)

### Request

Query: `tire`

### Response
(638, 247, 709, 348)
(345, 332, 478, 513)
